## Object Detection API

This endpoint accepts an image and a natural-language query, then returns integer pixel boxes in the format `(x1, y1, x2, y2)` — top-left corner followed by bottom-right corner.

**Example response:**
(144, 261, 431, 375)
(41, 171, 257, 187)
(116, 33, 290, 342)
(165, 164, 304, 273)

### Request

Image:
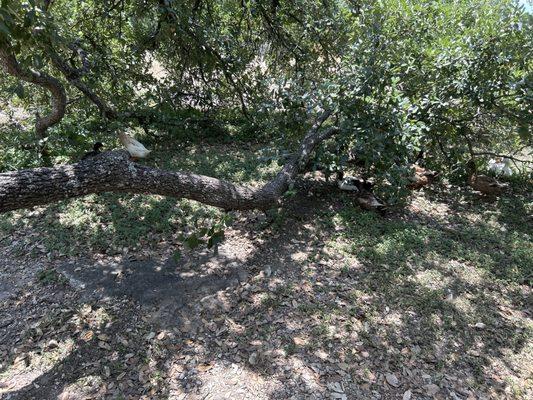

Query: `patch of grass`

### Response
(311, 323, 329, 340)
(37, 268, 67, 285)
(284, 341, 298, 355)
(151, 142, 281, 185)
(329, 196, 532, 284)
(1, 138, 531, 396)
(297, 302, 321, 315)
(260, 293, 281, 308)
(0, 143, 283, 257)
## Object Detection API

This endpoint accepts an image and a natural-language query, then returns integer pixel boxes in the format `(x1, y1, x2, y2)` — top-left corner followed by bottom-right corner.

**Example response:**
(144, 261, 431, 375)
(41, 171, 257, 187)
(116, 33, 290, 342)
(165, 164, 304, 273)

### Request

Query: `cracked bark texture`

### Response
(0, 112, 338, 213)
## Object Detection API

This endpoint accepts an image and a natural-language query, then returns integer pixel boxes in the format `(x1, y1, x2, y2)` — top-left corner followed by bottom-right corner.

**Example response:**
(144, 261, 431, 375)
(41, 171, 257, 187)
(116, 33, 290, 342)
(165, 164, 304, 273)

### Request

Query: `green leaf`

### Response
(517, 124, 531, 142)
(0, 21, 11, 38)
(172, 250, 182, 262)
(12, 83, 24, 99)
(207, 230, 224, 248)
(184, 234, 202, 249)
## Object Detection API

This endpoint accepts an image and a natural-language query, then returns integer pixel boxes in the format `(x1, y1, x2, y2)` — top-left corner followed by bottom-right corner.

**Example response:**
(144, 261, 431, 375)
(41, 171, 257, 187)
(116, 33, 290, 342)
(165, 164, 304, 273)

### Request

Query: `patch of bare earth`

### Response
(0, 185, 531, 400)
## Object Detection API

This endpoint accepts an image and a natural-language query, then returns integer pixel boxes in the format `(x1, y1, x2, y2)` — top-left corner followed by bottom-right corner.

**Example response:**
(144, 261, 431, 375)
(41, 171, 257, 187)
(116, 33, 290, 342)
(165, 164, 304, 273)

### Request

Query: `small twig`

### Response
(472, 152, 531, 164)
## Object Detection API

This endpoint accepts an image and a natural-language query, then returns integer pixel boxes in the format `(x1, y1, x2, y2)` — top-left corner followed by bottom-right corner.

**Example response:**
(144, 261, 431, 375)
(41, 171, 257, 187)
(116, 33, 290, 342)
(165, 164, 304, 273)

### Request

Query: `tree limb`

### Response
(0, 43, 67, 152)
(0, 111, 338, 213)
(472, 151, 531, 164)
(47, 45, 117, 119)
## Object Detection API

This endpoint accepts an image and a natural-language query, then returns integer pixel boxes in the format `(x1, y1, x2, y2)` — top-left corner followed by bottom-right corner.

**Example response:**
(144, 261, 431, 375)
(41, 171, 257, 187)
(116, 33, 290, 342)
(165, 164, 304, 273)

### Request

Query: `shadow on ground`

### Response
(0, 179, 531, 399)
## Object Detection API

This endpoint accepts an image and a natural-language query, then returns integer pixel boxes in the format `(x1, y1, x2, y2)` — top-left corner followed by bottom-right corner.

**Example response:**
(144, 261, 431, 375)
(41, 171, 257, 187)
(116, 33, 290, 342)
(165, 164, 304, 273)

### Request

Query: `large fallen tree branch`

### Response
(0, 111, 338, 213)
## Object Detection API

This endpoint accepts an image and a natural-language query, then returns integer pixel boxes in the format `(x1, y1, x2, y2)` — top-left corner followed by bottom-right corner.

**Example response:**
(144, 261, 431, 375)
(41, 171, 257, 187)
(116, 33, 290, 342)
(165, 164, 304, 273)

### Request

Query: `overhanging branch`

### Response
(0, 43, 67, 138)
(47, 45, 117, 119)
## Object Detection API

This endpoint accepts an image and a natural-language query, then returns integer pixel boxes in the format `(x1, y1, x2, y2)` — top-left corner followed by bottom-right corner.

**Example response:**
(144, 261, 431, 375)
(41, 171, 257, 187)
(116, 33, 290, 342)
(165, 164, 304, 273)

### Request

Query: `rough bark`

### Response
(0, 112, 338, 213)
(0, 43, 67, 156)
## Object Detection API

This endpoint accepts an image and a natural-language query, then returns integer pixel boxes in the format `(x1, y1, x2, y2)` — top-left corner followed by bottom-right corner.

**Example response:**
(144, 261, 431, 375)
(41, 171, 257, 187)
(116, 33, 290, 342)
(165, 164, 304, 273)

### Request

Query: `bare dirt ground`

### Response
(0, 182, 531, 400)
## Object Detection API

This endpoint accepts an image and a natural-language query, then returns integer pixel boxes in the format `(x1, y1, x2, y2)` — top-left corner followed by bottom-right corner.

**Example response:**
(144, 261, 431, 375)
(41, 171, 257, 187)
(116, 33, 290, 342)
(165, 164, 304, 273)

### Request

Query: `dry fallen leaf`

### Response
(81, 330, 94, 342)
(197, 363, 214, 372)
(293, 336, 307, 346)
(337, 362, 349, 371)
(327, 382, 344, 393)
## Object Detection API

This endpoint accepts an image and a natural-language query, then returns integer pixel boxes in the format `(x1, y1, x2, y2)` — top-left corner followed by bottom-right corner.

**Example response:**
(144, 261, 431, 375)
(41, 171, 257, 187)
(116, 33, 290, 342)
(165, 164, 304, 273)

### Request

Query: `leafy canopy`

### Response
(1, 0, 531, 199)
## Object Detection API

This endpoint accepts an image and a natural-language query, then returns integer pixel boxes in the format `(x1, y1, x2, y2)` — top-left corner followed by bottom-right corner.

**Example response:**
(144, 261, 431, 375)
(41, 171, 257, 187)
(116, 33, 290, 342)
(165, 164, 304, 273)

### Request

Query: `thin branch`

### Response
(47, 45, 117, 119)
(472, 152, 531, 164)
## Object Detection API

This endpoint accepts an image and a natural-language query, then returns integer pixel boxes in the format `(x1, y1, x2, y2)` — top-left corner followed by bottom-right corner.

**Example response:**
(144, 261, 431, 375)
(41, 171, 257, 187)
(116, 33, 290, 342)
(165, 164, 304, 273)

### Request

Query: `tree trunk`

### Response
(0, 112, 338, 214)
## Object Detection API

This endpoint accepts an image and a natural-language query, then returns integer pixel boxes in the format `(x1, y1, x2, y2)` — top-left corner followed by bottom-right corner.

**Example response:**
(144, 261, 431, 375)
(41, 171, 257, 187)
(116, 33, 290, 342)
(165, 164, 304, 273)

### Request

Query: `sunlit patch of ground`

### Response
(168, 362, 282, 400)
(0, 338, 74, 394)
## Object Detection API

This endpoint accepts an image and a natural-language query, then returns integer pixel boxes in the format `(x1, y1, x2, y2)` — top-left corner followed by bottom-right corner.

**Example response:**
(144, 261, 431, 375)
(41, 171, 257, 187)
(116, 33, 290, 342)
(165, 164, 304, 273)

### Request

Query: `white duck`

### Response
(338, 176, 361, 192)
(488, 158, 513, 177)
(118, 131, 151, 160)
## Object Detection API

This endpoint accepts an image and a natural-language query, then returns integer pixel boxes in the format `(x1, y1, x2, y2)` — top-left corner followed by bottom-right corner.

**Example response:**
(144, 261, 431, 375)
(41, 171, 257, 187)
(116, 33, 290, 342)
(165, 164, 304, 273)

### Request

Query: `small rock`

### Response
(467, 349, 480, 357)
(424, 383, 440, 396)
(248, 352, 258, 365)
(330, 393, 347, 400)
(337, 362, 349, 371)
(385, 372, 400, 387)
(402, 390, 412, 400)
(315, 349, 329, 360)
(98, 341, 111, 350)
(327, 382, 343, 393)
(473, 322, 486, 329)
